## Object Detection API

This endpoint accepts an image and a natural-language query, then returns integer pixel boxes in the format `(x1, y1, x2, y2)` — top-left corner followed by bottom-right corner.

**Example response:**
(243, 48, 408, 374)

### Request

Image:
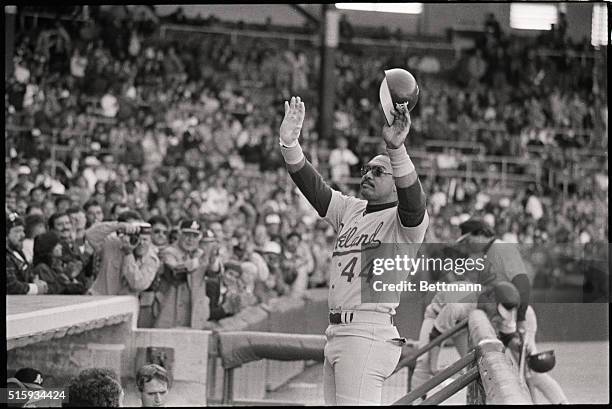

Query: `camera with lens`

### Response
(117, 222, 152, 246)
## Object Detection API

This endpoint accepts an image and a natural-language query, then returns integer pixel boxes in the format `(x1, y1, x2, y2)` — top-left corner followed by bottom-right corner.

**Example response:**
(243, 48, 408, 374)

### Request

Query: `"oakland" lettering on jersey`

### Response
(334, 221, 384, 252)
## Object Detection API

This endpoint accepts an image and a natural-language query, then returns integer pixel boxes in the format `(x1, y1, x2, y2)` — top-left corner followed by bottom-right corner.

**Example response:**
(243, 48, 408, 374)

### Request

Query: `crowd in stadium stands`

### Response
(5, 7, 607, 317)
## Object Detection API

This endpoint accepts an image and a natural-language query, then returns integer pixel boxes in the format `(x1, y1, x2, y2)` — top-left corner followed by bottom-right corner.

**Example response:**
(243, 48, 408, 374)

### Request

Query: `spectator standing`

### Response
(262, 240, 291, 296)
(137, 215, 172, 328)
(6, 213, 48, 295)
(328, 136, 359, 184)
(48, 212, 84, 283)
(155, 220, 211, 328)
(282, 232, 314, 297)
(85, 210, 159, 295)
(149, 215, 171, 250)
(68, 207, 96, 287)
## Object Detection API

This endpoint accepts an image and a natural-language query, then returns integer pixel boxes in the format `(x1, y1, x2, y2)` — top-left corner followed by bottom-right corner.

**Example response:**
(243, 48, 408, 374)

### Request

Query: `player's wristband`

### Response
(280, 141, 304, 165)
(386, 145, 415, 178)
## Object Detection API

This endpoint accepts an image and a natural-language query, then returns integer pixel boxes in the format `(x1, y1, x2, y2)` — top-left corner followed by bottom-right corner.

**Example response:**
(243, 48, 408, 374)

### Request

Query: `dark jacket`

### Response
(32, 262, 86, 295)
(6, 246, 32, 294)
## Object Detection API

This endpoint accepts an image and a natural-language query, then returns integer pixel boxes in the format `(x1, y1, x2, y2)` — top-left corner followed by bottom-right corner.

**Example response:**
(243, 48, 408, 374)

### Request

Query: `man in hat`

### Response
(155, 220, 219, 328)
(456, 218, 534, 352)
(263, 213, 282, 241)
(6, 213, 48, 294)
(85, 210, 159, 296)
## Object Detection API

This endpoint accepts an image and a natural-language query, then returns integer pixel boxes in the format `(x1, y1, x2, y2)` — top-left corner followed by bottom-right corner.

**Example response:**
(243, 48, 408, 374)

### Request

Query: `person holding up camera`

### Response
(85, 209, 160, 296)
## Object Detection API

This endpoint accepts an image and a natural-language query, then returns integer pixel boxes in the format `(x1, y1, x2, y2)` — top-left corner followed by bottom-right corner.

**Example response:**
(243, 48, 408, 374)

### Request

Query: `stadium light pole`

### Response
(5, 5, 17, 81)
(318, 4, 338, 142)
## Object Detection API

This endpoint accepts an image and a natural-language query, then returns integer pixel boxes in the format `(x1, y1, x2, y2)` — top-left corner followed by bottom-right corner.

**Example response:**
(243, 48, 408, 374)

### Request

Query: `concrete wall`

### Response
(154, 3, 595, 42)
(7, 320, 212, 405)
(7, 322, 131, 387)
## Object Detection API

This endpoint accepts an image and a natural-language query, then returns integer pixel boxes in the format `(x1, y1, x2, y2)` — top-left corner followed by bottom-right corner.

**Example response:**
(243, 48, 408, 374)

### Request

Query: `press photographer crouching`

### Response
(85, 210, 160, 296)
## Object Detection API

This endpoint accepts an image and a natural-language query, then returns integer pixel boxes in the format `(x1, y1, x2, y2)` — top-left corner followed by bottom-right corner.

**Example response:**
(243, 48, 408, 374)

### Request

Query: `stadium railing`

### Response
(211, 305, 532, 405)
(159, 22, 456, 56)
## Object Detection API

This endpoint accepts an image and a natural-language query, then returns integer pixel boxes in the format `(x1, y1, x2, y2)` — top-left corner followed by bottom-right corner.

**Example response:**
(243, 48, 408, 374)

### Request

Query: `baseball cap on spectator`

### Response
(180, 219, 202, 233)
(262, 241, 282, 255)
(13, 368, 44, 390)
(264, 214, 281, 225)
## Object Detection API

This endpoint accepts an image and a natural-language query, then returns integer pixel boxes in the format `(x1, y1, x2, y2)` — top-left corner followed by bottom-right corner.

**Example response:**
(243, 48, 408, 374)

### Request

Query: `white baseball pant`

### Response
(323, 322, 402, 406)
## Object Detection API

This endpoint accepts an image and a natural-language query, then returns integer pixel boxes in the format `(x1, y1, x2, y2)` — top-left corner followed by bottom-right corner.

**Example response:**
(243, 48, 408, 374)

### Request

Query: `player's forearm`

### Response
(281, 143, 333, 217)
(387, 145, 427, 227)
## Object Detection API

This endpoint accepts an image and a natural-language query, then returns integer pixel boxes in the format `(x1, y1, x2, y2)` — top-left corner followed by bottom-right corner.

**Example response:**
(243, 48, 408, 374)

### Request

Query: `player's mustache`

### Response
(361, 178, 375, 188)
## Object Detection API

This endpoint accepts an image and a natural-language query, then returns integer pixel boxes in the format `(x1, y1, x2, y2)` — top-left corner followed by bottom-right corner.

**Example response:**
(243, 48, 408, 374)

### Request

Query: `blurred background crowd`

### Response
(5, 5, 608, 326)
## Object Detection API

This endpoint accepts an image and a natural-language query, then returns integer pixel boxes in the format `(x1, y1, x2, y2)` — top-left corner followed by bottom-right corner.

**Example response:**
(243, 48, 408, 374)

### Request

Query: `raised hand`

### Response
(382, 108, 411, 149)
(279, 96, 305, 147)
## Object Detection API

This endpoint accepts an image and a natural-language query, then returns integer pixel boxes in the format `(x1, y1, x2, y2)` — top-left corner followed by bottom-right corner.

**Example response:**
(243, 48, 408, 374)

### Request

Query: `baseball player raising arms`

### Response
(279, 96, 429, 405)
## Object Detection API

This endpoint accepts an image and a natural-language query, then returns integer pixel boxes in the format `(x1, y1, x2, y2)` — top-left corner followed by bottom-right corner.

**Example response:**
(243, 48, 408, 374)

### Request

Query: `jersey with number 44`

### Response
(325, 190, 429, 315)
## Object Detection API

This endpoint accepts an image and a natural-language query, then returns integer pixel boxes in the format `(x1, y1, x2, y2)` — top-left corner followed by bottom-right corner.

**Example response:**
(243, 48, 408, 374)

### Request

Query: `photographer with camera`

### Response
(85, 210, 160, 296)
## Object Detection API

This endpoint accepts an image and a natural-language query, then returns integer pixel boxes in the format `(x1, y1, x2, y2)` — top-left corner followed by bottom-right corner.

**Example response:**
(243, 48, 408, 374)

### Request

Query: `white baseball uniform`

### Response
(322, 190, 429, 405)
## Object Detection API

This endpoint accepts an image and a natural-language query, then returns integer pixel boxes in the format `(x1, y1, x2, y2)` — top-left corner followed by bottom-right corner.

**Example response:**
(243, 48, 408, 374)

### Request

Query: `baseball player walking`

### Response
(279, 96, 429, 405)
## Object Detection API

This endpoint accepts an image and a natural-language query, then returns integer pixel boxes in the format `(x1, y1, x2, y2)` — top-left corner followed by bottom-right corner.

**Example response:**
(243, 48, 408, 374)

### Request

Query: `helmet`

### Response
(493, 282, 521, 310)
(527, 350, 556, 373)
(379, 68, 419, 126)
